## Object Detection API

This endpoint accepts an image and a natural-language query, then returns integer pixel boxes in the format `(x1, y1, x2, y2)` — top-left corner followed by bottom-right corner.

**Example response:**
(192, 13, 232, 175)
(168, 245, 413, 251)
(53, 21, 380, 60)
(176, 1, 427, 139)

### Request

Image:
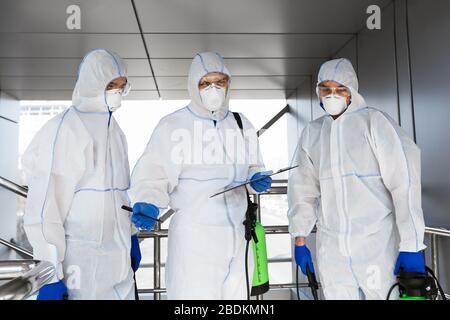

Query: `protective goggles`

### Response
(106, 81, 131, 96)
(198, 76, 229, 90)
(317, 86, 350, 97)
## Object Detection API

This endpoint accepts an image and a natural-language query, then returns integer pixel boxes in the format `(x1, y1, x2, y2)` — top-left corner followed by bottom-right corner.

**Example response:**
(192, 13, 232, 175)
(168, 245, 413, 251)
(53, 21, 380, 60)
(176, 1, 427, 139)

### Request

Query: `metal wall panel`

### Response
(408, 0, 450, 228)
(0, 92, 19, 258)
(145, 34, 353, 59)
(0, 0, 139, 33)
(135, 0, 390, 33)
(0, 34, 146, 58)
(0, 58, 152, 77)
(151, 58, 324, 77)
(357, 2, 399, 122)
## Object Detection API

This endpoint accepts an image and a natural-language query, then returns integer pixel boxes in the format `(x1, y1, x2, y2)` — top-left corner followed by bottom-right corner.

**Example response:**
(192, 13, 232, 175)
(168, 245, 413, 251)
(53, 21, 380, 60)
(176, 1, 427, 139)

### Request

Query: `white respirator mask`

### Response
(105, 89, 122, 112)
(105, 82, 130, 112)
(321, 94, 348, 116)
(200, 84, 226, 112)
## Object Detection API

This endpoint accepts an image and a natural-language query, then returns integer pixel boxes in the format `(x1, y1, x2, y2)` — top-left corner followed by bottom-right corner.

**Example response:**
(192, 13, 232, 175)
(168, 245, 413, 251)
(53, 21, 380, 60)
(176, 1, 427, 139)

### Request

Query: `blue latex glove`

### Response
(130, 234, 141, 272)
(295, 245, 315, 276)
(250, 171, 273, 192)
(131, 202, 160, 230)
(37, 280, 68, 300)
(394, 251, 426, 275)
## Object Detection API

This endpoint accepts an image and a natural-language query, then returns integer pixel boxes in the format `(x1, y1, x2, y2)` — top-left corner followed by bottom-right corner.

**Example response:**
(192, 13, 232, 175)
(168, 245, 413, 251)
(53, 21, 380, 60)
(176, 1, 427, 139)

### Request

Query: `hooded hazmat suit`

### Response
(22, 49, 136, 300)
(128, 52, 266, 299)
(288, 58, 426, 300)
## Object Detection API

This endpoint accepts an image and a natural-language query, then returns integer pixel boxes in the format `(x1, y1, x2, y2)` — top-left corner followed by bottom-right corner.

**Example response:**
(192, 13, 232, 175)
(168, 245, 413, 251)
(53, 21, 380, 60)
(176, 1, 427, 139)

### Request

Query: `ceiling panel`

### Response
(0, 34, 146, 58)
(231, 76, 308, 90)
(230, 89, 289, 99)
(6, 89, 160, 101)
(145, 34, 353, 58)
(0, 0, 138, 33)
(0, 76, 156, 91)
(135, 0, 391, 33)
(0, 58, 152, 77)
(151, 58, 324, 76)
(5, 90, 73, 100)
(1, 77, 76, 91)
(0, 0, 393, 100)
(156, 75, 308, 90)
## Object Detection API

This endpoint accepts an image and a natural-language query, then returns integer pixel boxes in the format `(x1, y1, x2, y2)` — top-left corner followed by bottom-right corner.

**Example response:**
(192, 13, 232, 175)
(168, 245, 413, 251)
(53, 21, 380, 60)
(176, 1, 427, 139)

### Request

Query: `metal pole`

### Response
(137, 282, 319, 295)
(0, 238, 33, 258)
(0, 176, 27, 198)
(0, 260, 37, 280)
(153, 222, 161, 300)
(430, 233, 439, 280)
(0, 261, 55, 300)
(425, 227, 450, 237)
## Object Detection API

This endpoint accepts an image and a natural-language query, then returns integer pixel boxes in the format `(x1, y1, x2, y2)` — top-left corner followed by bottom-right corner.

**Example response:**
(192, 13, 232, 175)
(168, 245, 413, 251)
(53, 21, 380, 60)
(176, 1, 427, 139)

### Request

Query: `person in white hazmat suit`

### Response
(128, 52, 272, 300)
(288, 58, 426, 300)
(22, 49, 141, 300)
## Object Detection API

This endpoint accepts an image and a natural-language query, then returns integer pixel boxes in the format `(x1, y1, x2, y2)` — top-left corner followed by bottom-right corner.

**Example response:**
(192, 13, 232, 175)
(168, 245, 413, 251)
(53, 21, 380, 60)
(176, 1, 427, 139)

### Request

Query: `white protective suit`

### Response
(288, 58, 426, 300)
(128, 52, 265, 299)
(22, 49, 136, 300)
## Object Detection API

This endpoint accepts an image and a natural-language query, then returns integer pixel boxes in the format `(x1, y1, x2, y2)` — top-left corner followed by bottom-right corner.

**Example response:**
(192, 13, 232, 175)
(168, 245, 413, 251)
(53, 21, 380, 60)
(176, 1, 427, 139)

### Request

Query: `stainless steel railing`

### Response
(0, 260, 55, 300)
(0, 260, 37, 280)
(0, 237, 33, 258)
(0, 176, 27, 198)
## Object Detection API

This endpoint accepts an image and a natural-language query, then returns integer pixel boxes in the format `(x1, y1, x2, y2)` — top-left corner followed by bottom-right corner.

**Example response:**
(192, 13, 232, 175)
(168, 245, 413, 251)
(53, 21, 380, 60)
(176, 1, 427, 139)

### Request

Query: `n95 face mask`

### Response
(322, 94, 348, 116)
(105, 88, 123, 112)
(200, 84, 226, 112)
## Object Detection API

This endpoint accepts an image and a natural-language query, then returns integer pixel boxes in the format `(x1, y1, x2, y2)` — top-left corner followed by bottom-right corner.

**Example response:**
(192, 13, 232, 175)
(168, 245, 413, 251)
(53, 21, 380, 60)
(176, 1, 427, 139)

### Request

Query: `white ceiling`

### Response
(0, 0, 392, 100)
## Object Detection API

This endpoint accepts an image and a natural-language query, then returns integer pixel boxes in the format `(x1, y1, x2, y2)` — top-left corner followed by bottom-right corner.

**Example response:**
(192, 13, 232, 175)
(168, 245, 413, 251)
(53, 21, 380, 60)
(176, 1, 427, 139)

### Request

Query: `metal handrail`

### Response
(159, 209, 174, 224)
(0, 260, 37, 280)
(0, 176, 27, 198)
(424, 227, 450, 237)
(257, 105, 289, 137)
(0, 237, 33, 258)
(138, 224, 449, 240)
(0, 260, 55, 300)
(137, 282, 318, 295)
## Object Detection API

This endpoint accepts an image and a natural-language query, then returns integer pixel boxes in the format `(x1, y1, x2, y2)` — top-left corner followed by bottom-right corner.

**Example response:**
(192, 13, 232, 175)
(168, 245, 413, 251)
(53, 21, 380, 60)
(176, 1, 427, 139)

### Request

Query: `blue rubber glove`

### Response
(131, 202, 160, 230)
(394, 251, 426, 275)
(250, 171, 273, 192)
(130, 234, 141, 272)
(37, 280, 68, 300)
(295, 245, 315, 276)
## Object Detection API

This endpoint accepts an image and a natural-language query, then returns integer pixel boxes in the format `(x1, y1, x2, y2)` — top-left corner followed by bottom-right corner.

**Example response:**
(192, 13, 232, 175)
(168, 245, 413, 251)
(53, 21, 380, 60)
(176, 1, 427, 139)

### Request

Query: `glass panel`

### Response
(260, 194, 289, 226)
(265, 233, 292, 284)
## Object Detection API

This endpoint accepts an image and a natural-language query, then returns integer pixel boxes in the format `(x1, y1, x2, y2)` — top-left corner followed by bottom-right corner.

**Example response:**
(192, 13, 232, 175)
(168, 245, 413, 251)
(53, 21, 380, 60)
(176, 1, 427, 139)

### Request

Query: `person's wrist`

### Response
(295, 237, 306, 246)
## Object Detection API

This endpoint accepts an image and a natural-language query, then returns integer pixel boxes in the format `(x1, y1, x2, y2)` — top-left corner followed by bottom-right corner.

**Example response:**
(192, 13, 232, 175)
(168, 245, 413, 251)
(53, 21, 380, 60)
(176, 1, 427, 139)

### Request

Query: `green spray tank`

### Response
(251, 221, 270, 296)
(243, 199, 270, 298)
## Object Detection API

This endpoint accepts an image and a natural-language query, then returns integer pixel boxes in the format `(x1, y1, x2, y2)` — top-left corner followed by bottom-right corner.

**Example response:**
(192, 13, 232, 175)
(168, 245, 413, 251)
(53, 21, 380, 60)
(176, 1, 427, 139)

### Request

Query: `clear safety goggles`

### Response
(198, 76, 229, 90)
(106, 81, 131, 96)
(317, 86, 350, 97)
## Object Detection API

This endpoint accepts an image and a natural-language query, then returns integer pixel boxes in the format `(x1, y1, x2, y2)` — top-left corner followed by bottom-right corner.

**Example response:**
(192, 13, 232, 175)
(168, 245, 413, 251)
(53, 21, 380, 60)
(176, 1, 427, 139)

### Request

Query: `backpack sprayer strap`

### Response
(232, 111, 258, 244)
